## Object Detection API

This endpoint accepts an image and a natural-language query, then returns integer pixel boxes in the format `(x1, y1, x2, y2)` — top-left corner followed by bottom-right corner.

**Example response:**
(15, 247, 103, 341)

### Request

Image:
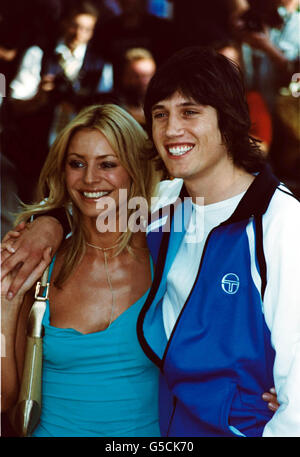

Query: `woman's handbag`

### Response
(13, 265, 50, 437)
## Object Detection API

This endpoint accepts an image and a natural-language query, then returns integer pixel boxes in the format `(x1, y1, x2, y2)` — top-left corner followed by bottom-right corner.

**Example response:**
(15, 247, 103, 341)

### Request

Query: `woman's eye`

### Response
(68, 160, 85, 168)
(100, 161, 117, 169)
(67, 160, 117, 169)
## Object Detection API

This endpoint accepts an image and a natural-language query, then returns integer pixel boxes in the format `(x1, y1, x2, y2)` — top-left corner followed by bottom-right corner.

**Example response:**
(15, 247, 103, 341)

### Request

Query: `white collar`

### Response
(55, 41, 87, 61)
(277, 6, 293, 22)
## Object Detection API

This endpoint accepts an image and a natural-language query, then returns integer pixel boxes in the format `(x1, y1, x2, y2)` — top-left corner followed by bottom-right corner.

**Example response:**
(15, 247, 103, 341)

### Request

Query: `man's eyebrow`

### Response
(151, 103, 165, 111)
(151, 101, 201, 111)
(179, 101, 200, 107)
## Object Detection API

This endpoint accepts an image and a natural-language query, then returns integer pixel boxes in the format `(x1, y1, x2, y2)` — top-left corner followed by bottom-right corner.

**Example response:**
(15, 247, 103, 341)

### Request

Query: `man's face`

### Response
(122, 58, 156, 97)
(151, 91, 230, 185)
(118, 0, 144, 14)
(64, 14, 97, 50)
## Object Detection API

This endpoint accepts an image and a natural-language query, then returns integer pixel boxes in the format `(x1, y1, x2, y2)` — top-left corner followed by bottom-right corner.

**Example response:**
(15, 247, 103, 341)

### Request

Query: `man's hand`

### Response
(1, 216, 63, 299)
(1, 246, 52, 304)
(10, 74, 56, 117)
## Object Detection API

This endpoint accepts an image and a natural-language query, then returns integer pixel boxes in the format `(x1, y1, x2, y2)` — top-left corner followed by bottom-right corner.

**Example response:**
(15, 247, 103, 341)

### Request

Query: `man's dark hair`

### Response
(64, 1, 100, 21)
(144, 46, 265, 173)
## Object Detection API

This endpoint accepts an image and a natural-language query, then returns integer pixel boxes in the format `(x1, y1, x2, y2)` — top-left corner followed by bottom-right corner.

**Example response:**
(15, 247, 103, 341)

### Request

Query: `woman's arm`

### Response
(1, 216, 64, 299)
(1, 247, 52, 412)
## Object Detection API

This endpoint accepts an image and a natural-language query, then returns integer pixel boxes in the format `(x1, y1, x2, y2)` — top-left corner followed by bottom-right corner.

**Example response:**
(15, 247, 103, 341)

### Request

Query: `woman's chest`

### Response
(49, 253, 151, 333)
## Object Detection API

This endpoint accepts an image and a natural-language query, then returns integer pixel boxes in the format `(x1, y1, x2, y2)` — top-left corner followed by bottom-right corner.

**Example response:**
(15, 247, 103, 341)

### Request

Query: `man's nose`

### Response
(76, 30, 83, 40)
(75, 26, 86, 39)
(165, 113, 184, 138)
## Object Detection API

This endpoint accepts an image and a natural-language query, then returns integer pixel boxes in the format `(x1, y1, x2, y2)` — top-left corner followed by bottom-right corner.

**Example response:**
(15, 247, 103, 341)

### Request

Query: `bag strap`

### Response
(27, 265, 50, 338)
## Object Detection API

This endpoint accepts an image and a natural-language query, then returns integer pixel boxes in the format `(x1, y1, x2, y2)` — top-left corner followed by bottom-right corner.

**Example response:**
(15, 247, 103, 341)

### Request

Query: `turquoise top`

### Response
(32, 256, 160, 437)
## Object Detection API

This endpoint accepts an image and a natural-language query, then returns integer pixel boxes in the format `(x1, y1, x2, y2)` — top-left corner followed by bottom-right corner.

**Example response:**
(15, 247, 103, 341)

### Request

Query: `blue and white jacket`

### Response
(137, 166, 300, 437)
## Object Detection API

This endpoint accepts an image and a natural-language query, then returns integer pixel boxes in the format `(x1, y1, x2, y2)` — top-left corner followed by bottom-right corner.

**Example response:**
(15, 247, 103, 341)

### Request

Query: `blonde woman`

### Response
(1, 104, 162, 437)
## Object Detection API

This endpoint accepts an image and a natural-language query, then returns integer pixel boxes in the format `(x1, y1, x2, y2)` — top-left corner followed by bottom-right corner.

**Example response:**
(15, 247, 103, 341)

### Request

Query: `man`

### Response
(2, 47, 298, 436)
(92, 0, 176, 67)
(231, 0, 300, 112)
(1, 1, 112, 205)
(136, 46, 300, 437)
(110, 47, 156, 126)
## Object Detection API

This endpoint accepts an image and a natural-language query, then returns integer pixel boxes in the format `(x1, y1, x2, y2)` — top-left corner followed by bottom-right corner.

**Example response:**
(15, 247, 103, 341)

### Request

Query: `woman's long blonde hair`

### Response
(17, 104, 161, 286)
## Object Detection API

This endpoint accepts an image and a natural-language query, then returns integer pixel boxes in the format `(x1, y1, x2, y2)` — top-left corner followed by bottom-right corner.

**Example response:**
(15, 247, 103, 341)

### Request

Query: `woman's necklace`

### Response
(86, 241, 120, 328)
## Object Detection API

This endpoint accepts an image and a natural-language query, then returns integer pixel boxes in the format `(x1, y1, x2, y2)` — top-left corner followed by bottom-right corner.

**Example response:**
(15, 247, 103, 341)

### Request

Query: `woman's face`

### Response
(65, 128, 131, 223)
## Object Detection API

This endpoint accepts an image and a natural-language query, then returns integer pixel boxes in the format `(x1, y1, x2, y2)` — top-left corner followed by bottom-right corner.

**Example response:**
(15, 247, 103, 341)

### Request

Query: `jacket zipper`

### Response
(166, 396, 177, 437)
(161, 225, 217, 367)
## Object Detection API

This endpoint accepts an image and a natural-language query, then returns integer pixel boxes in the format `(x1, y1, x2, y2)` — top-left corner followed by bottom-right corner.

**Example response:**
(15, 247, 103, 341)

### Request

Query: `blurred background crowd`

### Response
(0, 0, 299, 237)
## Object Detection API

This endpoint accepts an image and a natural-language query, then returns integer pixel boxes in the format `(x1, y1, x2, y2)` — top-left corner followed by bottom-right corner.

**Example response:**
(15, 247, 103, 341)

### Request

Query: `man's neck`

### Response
(122, 12, 143, 29)
(184, 166, 255, 205)
(62, 40, 86, 55)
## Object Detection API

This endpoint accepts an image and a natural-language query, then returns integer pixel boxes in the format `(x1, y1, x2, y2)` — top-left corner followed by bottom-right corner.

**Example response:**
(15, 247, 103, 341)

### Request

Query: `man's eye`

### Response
(68, 160, 85, 168)
(153, 112, 166, 119)
(184, 110, 198, 116)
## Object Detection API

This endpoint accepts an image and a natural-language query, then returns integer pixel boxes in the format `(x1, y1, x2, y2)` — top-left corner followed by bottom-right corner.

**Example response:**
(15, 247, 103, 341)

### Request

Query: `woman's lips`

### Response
(82, 191, 110, 198)
(80, 190, 111, 202)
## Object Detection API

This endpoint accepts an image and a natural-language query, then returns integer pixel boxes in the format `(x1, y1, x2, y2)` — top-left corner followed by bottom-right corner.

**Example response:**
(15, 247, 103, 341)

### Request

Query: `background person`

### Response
(92, 0, 176, 68)
(102, 47, 156, 127)
(1, 1, 112, 207)
(215, 40, 273, 156)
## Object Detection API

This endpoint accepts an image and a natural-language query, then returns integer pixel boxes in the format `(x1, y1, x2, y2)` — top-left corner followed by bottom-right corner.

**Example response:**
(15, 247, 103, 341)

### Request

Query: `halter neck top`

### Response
(32, 256, 159, 437)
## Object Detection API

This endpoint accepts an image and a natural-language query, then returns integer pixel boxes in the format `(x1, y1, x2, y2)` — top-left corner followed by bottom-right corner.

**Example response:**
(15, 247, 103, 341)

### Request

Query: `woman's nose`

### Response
(83, 164, 100, 184)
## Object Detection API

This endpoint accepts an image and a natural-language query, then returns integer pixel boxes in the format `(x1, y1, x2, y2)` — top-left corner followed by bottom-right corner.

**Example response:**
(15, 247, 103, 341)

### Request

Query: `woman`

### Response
(1, 104, 162, 437)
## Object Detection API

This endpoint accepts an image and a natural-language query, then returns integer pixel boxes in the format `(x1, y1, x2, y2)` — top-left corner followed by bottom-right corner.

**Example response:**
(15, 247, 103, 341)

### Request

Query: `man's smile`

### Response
(165, 143, 195, 157)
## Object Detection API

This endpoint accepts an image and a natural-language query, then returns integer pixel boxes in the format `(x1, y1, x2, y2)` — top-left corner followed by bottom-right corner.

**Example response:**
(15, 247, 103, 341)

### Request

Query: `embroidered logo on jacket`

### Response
(221, 273, 240, 294)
